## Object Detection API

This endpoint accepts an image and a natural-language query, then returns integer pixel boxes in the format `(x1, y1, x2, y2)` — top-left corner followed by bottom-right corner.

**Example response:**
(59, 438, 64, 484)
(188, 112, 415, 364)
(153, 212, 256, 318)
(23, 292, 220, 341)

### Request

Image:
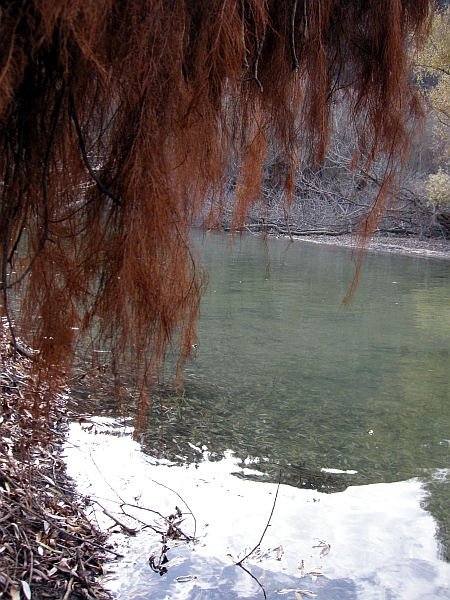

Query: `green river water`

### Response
(146, 232, 450, 513)
(66, 231, 450, 599)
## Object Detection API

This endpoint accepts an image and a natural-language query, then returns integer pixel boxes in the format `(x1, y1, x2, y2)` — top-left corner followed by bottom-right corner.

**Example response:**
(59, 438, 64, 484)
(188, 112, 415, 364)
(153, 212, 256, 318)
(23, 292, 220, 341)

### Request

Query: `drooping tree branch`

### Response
(6, 83, 66, 291)
(68, 92, 122, 207)
(291, 0, 299, 71)
(0, 0, 432, 395)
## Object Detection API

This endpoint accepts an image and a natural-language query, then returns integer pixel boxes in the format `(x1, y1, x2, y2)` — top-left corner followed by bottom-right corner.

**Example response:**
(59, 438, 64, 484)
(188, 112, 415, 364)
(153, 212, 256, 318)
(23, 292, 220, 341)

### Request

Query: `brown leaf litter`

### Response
(0, 324, 114, 600)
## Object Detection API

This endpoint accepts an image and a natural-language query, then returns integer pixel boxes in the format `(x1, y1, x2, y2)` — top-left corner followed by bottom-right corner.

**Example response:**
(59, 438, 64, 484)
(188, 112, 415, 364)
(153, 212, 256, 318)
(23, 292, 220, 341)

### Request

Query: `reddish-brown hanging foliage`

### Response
(0, 0, 432, 391)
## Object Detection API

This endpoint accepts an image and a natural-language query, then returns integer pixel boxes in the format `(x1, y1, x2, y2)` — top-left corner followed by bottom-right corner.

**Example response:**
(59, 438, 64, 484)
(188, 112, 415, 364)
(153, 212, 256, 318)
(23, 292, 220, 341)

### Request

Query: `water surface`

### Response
(66, 231, 450, 598)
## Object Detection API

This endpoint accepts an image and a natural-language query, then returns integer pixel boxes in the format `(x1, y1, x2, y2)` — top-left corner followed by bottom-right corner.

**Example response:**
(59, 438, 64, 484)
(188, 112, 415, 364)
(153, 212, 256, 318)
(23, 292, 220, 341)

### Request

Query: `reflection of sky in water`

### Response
(67, 233, 450, 596)
(65, 419, 450, 599)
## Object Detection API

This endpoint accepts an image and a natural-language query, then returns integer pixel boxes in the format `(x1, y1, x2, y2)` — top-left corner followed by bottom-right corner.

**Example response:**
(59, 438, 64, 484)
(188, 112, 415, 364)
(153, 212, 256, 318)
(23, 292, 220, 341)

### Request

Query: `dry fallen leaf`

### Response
(9, 586, 20, 600)
(175, 575, 198, 583)
(21, 580, 32, 600)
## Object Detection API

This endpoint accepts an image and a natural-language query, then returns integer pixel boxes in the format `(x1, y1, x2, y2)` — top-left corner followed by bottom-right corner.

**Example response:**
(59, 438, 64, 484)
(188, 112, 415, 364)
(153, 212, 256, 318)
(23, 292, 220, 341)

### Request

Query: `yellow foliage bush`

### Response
(427, 168, 450, 205)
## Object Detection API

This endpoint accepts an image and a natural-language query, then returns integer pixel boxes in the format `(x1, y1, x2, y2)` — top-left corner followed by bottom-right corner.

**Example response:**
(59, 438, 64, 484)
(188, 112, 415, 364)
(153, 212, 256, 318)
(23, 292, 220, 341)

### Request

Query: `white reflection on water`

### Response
(65, 419, 450, 600)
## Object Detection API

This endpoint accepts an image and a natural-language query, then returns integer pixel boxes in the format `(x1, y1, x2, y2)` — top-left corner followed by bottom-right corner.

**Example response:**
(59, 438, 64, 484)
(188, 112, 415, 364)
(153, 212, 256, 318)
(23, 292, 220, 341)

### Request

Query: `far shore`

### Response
(291, 232, 450, 261)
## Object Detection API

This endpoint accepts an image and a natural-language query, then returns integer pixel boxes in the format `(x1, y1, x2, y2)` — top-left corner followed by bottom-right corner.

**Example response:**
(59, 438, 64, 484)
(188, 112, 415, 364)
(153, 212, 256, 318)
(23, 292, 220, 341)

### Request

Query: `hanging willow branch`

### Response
(68, 92, 122, 207)
(0, 0, 432, 398)
(244, 1, 268, 92)
(291, 0, 299, 71)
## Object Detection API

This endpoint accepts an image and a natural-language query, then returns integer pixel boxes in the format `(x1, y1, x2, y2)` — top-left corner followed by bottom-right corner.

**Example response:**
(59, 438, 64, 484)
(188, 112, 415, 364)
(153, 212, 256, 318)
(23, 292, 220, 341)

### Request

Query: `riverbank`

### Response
(226, 224, 450, 260)
(293, 232, 450, 260)
(0, 325, 113, 600)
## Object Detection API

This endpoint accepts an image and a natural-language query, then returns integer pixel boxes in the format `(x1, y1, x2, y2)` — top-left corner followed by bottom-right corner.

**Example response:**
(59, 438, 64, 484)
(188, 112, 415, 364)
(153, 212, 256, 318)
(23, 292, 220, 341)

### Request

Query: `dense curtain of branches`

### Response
(0, 0, 431, 387)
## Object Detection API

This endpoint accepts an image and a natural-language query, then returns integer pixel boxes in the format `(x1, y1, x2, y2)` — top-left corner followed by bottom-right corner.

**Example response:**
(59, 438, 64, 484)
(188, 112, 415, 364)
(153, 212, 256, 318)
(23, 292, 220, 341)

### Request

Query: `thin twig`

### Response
(69, 92, 122, 207)
(88, 449, 127, 505)
(291, 0, 299, 70)
(80, 491, 168, 523)
(6, 83, 66, 291)
(243, 2, 267, 92)
(86, 450, 195, 541)
(283, 205, 294, 242)
(241, 0, 250, 68)
(143, 473, 197, 541)
(62, 576, 74, 600)
(1, 145, 17, 357)
(237, 562, 267, 600)
(91, 500, 137, 536)
(236, 469, 282, 565)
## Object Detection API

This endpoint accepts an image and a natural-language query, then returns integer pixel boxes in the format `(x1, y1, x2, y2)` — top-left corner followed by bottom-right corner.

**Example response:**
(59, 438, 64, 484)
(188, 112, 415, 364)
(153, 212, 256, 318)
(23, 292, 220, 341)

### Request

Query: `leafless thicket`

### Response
(220, 103, 445, 239)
